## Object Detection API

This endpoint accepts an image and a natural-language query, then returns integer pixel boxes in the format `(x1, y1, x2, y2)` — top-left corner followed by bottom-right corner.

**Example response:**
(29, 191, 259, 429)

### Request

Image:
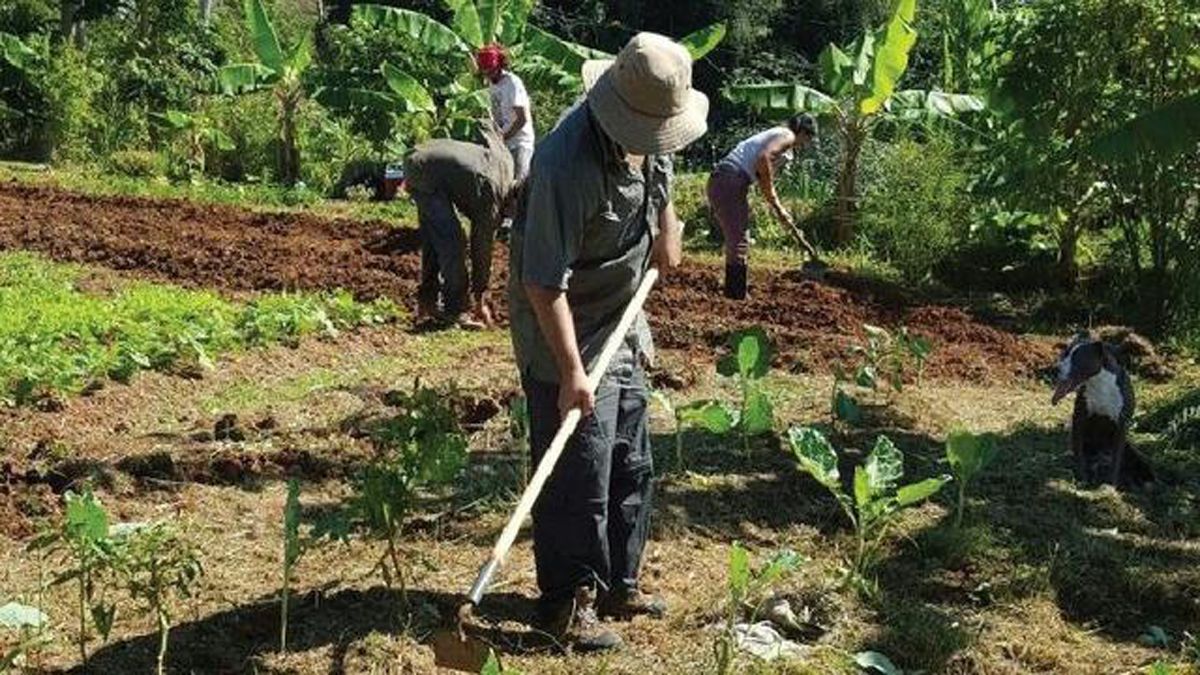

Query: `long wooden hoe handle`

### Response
(466, 268, 661, 606)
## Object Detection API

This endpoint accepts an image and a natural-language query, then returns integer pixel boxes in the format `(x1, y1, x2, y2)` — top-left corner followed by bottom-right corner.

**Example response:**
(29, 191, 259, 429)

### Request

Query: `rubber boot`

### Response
(724, 262, 748, 300)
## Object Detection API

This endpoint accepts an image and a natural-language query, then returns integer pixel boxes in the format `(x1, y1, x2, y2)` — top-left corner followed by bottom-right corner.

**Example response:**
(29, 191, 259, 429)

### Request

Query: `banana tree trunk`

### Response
(277, 89, 301, 187)
(834, 123, 865, 246)
(199, 0, 217, 25)
(1056, 208, 1079, 289)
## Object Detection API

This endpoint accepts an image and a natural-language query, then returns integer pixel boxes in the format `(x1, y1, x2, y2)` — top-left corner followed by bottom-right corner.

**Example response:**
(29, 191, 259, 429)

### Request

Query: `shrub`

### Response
(858, 134, 970, 284)
(108, 150, 168, 178)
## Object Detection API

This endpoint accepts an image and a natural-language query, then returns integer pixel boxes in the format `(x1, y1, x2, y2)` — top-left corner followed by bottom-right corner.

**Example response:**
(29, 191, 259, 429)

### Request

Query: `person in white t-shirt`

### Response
(707, 115, 818, 299)
(477, 44, 535, 187)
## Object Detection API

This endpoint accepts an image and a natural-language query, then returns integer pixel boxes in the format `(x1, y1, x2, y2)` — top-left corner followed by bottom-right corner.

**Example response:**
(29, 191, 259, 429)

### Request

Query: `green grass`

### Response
(0, 252, 400, 405)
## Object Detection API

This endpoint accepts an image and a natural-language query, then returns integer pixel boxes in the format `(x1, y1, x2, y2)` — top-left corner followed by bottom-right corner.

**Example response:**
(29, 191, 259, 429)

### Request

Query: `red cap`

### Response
(476, 43, 507, 72)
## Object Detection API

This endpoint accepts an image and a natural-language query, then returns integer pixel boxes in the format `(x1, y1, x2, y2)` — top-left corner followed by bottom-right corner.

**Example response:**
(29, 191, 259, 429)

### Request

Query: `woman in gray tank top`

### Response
(707, 114, 817, 299)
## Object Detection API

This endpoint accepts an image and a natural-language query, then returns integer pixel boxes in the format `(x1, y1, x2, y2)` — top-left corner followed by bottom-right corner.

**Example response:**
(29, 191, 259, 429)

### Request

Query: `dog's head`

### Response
(1052, 332, 1107, 405)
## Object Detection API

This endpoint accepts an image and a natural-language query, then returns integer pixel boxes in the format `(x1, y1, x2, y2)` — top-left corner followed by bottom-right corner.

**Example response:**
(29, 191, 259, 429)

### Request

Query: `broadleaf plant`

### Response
(788, 427, 948, 586)
(326, 4, 725, 142)
(313, 381, 468, 605)
(944, 430, 998, 528)
(215, 0, 314, 185)
(716, 327, 776, 454)
(714, 542, 804, 675)
(113, 522, 204, 675)
(26, 489, 121, 665)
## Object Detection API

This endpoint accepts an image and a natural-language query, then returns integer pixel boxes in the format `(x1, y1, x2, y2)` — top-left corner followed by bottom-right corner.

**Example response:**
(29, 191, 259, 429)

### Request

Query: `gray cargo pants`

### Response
(523, 354, 654, 610)
(413, 190, 496, 317)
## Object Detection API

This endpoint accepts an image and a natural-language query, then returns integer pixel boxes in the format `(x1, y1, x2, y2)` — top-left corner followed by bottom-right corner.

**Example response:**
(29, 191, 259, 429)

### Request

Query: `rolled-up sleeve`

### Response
(521, 167, 590, 290)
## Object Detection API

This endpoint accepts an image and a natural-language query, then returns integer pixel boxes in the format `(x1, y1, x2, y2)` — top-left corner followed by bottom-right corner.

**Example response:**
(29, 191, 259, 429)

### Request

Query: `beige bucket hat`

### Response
(582, 32, 709, 155)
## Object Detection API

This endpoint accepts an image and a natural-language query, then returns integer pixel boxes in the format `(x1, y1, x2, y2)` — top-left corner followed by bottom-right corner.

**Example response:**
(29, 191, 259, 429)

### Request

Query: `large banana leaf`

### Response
(216, 62, 278, 94)
(312, 85, 402, 112)
(817, 43, 853, 98)
(860, 0, 918, 115)
(888, 89, 984, 118)
(1088, 92, 1200, 163)
(243, 0, 284, 73)
(726, 83, 838, 116)
(0, 31, 41, 71)
(850, 33, 875, 89)
(445, 0, 483, 48)
(286, 33, 313, 77)
(382, 62, 437, 113)
(524, 25, 612, 78)
(498, 0, 533, 45)
(477, 0, 504, 45)
(679, 22, 727, 60)
(353, 5, 471, 55)
(514, 54, 580, 91)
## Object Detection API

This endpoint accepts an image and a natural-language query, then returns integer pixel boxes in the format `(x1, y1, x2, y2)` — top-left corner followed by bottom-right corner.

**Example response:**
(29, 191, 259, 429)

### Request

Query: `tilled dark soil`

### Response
(0, 181, 1057, 384)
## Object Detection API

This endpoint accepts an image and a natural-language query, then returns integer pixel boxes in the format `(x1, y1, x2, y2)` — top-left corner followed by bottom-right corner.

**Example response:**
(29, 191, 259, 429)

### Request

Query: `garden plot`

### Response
(0, 188, 1197, 675)
(0, 183, 1058, 385)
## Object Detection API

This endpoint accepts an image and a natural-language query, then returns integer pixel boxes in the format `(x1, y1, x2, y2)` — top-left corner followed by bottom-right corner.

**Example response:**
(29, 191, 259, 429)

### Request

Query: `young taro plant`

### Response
(714, 542, 804, 675)
(683, 327, 775, 456)
(650, 390, 738, 472)
(788, 427, 948, 587)
(27, 489, 120, 665)
(1, 602, 50, 671)
(945, 430, 998, 528)
(832, 324, 932, 425)
(315, 382, 468, 605)
(114, 522, 204, 675)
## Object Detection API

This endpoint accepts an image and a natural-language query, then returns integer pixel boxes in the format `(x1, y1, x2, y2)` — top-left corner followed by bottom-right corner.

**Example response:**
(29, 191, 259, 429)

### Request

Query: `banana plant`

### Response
(727, 0, 983, 245)
(151, 109, 235, 176)
(335, 2, 724, 141)
(215, 0, 313, 186)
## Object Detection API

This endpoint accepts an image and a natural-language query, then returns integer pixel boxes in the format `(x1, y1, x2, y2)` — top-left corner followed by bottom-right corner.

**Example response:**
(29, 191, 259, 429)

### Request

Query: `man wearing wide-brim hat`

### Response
(508, 32, 708, 651)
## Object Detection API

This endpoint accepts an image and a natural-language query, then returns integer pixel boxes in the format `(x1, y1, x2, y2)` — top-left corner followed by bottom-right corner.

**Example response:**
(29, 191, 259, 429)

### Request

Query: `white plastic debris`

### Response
(732, 621, 808, 661)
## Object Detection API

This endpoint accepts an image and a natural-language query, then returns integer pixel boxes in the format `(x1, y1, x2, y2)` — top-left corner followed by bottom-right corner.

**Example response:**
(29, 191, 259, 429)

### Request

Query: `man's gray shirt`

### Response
(508, 102, 672, 384)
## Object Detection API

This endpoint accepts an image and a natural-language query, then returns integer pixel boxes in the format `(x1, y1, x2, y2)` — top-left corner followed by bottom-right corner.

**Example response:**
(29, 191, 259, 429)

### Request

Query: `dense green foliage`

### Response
(0, 252, 398, 405)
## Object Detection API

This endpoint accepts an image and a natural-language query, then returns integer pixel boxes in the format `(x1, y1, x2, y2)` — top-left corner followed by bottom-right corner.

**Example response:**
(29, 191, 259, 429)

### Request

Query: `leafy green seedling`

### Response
(315, 382, 468, 605)
(833, 325, 934, 425)
(27, 489, 121, 664)
(716, 327, 776, 454)
(945, 430, 998, 528)
(789, 428, 949, 585)
(281, 478, 302, 653)
(652, 389, 739, 472)
(1, 602, 50, 670)
(115, 522, 203, 675)
(715, 542, 804, 675)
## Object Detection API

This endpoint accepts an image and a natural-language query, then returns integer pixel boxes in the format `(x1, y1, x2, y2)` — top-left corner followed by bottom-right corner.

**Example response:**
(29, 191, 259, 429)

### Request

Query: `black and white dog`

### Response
(1052, 332, 1153, 488)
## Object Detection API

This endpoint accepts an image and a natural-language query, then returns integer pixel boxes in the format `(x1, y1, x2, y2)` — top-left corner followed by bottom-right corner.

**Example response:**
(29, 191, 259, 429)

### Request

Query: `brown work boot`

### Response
(538, 587, 624, 653)
(599, 587, 667, 620)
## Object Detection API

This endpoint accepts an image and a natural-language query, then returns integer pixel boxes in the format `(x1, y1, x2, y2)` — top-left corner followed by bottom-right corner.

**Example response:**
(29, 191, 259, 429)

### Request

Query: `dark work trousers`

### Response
(706, 165, 752, 265)
(412, 190, 469, 316)
(523, 355, 654, 611)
